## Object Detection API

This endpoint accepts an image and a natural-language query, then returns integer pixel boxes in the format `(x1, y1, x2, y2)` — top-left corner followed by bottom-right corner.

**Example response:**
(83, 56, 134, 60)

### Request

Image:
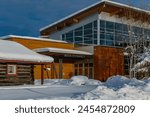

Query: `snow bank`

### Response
(34, 79, 71, 86)
(4, 75, 150, 100)
(35, 76, 100, 86)
(80, 76, 150, 100)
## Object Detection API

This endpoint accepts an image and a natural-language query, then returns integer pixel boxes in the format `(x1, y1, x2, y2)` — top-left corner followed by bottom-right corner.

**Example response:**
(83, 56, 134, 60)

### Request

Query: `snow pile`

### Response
(105, 76, 130, 90)
(35, 76, 100, 86)
(70, 76, 89, 86)
(80, 76, 150, 100)
(70, 75, 101, 86)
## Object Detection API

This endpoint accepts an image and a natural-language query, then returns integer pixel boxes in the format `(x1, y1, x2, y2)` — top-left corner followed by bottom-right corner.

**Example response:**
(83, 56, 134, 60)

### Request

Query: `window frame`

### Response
(7, 64, 17, 76)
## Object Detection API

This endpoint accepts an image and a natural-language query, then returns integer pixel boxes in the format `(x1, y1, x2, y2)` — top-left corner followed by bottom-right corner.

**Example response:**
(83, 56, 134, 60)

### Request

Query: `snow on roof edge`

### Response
(0, 35, 68, 43)
(34, 47, 93, 56)
(40, 0, 150, 32)
(0, 39, 54, 63)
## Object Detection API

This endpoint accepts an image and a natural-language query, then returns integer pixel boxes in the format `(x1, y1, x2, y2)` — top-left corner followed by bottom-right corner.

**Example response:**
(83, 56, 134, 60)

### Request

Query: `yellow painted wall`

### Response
(34, 63, 74, 79)
(9, 38, 74, 49)
(7, 37, 74, 79)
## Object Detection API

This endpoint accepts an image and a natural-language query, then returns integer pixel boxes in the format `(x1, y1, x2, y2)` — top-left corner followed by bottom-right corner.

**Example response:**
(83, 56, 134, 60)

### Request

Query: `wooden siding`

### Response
(0, 64, 33, 85)
(34, 63, 74, 79)
(94, 46, 124, 81)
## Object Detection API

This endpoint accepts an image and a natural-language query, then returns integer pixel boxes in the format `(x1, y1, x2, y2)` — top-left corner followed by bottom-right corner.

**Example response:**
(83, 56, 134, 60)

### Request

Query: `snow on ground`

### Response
(0, 75, 150, 100)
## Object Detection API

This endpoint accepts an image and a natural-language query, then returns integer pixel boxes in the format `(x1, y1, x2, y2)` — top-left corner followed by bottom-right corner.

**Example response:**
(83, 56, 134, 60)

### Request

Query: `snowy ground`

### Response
(0, 75, 150, 100)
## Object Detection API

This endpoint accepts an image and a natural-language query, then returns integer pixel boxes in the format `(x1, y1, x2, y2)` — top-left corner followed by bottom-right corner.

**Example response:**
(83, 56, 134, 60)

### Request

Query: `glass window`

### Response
(106, 21, 114, 32)
(75, 27, 83, 43)
(106, 40, 114, 46)
(115, 23, 122, 32)
(115, 33, 123, 41)
(62, 34, 65, 41)
(7, 65, 17, 75)
(122, 24, 129, 34)
(84, 22, 92, 29)
(84, 23, 93, 44)
(93, 20, 97, 44)
(100, 20, 105, 28)
(66, 31, 73, 42)
(100, 40, 105, 45)
(93, 20, 97, 30)
(106, 34, 114, 41)
(100, 33, 105, 39)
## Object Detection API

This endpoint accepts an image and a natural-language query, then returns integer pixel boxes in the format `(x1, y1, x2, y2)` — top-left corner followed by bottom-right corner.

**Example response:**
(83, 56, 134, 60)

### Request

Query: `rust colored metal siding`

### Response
(94, 46, 124, 81)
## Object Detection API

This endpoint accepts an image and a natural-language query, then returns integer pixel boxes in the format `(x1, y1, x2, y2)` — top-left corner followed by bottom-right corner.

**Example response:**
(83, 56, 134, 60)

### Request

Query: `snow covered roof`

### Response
(40, 0, 150, 34)
(0, 40, 54, 63)
(34, 47, 93, 56)
(0, 35, 67, 43)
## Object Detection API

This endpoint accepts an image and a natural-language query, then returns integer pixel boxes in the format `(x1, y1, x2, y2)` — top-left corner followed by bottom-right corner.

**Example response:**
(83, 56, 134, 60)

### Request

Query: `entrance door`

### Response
(74, 60, 94, 79)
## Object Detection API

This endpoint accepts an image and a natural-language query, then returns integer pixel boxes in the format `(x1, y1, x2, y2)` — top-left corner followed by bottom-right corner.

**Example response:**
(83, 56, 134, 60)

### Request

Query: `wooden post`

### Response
(59, 59, 63, 79)
(41, 65, 44, 85)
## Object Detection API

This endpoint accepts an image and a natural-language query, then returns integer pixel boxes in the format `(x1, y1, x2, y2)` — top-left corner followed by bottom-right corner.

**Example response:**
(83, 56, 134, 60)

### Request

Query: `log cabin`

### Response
(0, 39, 53, 85)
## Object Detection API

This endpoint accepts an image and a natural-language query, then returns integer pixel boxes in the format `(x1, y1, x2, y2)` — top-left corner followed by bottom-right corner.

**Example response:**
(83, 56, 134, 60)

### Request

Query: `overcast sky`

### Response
(0, 0, 149, 37)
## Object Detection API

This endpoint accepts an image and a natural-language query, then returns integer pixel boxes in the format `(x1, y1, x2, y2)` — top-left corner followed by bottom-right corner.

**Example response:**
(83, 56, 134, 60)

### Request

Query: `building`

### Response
(40, 0, 150, 45)
(0, 39, 53, 85)
(39, 0, 150, 80)
(1, 0, 150, 81)
(1, 35, 93, 80)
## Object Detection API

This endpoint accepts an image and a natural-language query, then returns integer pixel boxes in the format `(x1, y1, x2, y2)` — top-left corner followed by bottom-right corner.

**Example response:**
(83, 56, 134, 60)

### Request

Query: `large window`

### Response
(61, 20, 97, 45)
(61, 19, 150, 47)
(65, 31, 73, 42)
(74, 27, 83, 43)
(99, 20, 150, 47)
(84, 23, 93, 44)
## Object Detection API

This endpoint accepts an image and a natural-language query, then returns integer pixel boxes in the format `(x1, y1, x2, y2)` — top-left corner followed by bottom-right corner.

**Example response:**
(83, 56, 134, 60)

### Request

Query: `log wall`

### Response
(0, 64, 33, 85)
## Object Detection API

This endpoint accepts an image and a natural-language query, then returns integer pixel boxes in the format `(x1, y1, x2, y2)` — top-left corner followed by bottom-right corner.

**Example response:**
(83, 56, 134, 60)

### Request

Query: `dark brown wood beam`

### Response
(98, 4, 105, 14)
(73, 18, 80, 23)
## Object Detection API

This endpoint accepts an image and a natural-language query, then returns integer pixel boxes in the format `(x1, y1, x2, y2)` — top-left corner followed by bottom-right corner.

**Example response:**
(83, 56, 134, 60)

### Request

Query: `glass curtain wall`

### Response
(100, 20, 150, 47)
(62, 20, 97, 45)
(62, 19, 150, 47)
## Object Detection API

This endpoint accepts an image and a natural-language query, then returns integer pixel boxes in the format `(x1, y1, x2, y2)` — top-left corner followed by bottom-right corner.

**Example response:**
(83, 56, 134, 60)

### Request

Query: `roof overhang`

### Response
(0, 39, 54, 64)
(0, 59, 51, 65)
(40, 0, 150, 36)
(34, 47, 93, 60)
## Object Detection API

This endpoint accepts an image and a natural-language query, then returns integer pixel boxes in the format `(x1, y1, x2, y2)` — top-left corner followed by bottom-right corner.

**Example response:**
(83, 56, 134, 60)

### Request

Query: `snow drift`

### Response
(1, 75, 150, 100)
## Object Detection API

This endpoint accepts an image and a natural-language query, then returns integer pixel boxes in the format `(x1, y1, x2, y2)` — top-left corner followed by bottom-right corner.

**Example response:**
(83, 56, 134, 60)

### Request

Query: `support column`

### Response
(51, 63, 54, 79)
(59, 59, 63, 79)
(41, 65, 44, 85)
(97, 16, 100, 45)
